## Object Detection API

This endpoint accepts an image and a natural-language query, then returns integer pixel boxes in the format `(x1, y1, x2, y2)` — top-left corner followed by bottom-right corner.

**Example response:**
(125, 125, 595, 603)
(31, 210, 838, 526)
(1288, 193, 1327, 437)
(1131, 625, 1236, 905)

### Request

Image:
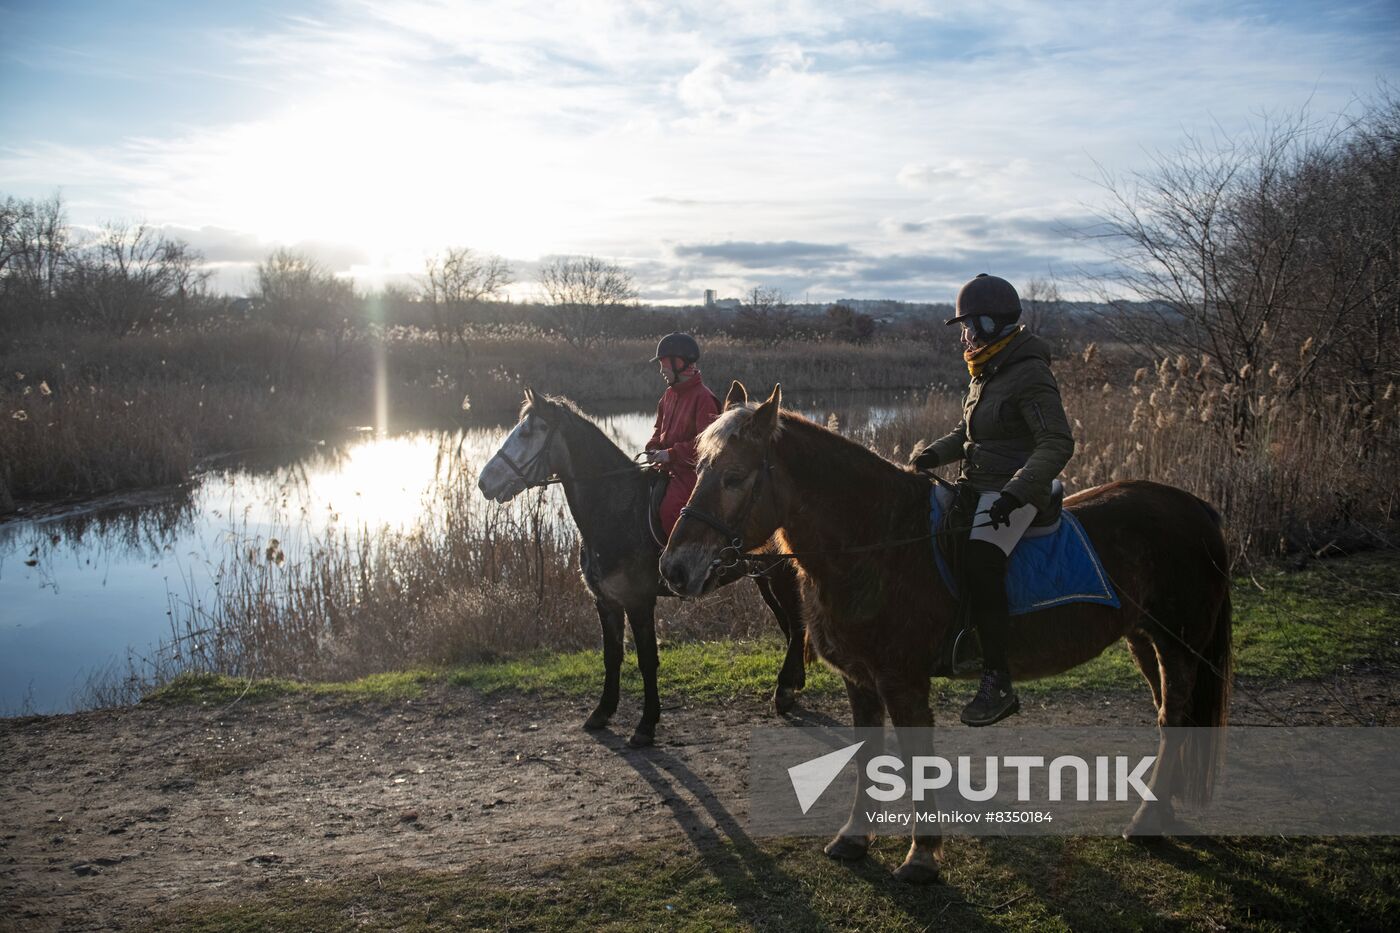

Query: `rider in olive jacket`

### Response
(914, 274, 1075, 726)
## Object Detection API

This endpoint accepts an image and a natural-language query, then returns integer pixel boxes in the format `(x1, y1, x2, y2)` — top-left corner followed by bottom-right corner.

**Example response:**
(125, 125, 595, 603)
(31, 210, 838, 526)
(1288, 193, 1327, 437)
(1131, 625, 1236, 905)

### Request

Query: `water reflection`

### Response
(0, 391, 933, 714)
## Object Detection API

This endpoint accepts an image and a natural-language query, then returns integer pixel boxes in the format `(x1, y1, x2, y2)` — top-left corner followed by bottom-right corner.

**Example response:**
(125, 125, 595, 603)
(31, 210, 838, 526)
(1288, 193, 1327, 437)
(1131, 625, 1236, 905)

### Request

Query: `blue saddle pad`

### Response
(928, 488, 1119, 615)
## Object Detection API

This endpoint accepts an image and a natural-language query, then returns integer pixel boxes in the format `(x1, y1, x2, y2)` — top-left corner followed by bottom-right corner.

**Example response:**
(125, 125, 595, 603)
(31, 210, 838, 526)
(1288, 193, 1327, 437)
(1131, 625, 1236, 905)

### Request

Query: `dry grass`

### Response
(84, 461, 777, 705)
(0, 320, 961, 503)
(18, 326, 1391, 704)
(858, 349, 1399, 561)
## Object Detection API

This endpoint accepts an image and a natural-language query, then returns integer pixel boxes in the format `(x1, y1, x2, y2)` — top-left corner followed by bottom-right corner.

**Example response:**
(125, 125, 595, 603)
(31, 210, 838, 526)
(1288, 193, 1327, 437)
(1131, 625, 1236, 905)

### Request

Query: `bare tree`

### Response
(0, 193, 68, 328)
(1020, 277, 1060, 334)
(419, 247, 512, 351)
(64, 222, 208, 335)
(1085, 111, 1370, 436)
(825, 302, 875, 343)
(253, 247, 353, 357)
(733, 286, 794, 345)
(538, 255, 637, 347)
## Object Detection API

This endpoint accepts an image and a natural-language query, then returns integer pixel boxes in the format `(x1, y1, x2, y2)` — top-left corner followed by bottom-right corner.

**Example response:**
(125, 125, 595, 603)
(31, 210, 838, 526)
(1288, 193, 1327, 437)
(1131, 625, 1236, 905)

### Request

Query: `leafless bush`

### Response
(824, 303, 876, 343)
(0, 192, 67, 330)
(419, 246, 512, 355)
(253, 247, 355, 361)
(538, 255, 638, 347)
(62, 222, 209, 336)
(1086, 95, 1400, 440)
(732, 287, 795, 345)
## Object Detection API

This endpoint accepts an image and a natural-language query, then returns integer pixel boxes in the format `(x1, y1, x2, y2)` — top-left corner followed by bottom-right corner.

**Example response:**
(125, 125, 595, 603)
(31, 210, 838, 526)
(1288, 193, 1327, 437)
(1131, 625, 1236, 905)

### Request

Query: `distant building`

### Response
(703, 289, 717, 307)
(714, 298, 742, 310)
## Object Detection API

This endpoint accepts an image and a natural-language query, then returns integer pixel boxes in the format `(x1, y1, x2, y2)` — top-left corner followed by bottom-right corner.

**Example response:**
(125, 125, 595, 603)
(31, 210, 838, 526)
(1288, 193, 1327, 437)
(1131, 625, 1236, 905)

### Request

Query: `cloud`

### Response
(896, 161, 976, 188)
(4, 0, 1394, 305)
(158, 225, 266, 263)
(673, 240, 856, 265)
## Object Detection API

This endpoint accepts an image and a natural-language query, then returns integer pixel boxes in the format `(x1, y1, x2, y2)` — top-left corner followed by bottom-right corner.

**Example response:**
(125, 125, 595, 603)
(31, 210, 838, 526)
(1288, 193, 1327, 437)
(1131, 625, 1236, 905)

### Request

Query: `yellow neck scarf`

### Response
(964, 326, 1023, 377)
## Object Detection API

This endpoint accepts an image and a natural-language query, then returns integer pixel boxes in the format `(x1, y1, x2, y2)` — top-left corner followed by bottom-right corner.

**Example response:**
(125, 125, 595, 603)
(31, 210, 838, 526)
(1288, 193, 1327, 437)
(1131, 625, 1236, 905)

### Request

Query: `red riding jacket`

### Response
(645, 370, 720, 482)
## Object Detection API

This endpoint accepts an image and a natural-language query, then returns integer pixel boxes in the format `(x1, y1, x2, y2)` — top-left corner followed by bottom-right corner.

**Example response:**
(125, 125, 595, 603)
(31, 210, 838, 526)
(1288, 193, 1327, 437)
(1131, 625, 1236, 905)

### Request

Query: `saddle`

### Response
(931, 479, 1064, 677)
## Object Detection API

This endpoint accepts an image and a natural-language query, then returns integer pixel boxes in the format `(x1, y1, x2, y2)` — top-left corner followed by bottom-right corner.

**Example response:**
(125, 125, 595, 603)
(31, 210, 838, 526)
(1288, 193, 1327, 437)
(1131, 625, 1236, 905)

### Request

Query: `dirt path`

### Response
(2, 675, 1395, 931)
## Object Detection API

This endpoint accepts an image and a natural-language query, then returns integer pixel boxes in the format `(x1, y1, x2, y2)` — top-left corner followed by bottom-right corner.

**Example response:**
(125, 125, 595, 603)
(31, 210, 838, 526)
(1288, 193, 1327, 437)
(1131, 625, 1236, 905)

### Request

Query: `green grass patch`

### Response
(143, 550, 1399, 709)
(446, 639, 846, 702)
(143, 669, 437, 706)
(151, 834, 1398, 932)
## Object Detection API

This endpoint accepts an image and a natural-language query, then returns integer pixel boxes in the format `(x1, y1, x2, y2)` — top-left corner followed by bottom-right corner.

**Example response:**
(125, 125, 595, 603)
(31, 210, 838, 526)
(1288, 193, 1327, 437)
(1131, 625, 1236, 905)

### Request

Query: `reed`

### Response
(858, 353, 1398, 562)
(89, 454, 773, 702)
(1, 321, 962, 503)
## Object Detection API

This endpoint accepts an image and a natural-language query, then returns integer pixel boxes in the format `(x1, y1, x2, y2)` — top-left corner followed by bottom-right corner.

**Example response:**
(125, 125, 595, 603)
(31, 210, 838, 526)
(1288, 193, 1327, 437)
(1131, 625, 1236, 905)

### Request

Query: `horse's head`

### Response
(660, 380, 786, 597)
(477, 388, 571, 502)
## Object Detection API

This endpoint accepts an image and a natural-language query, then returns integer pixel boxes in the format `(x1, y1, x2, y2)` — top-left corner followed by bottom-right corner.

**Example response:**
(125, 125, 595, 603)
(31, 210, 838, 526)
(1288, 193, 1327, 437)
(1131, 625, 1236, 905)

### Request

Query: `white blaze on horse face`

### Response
(477, 414, 552, 502)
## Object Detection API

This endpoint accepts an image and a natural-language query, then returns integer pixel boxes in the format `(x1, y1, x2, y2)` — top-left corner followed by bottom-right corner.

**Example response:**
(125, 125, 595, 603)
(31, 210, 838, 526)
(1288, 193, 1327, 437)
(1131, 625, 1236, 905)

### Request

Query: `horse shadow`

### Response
(587, 727, 1003, 929)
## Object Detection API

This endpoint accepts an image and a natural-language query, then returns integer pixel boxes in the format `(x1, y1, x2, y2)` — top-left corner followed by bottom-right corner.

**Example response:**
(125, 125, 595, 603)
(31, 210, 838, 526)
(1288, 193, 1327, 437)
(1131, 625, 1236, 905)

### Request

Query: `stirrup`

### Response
(950, 627, 983, 675)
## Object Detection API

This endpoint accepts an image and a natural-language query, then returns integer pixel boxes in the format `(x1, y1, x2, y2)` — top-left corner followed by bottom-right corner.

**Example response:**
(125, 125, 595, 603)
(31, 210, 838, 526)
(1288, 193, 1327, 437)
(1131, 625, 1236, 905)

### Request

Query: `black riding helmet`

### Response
(650, 332, 701, 365)
(945, 273, 1022, 344)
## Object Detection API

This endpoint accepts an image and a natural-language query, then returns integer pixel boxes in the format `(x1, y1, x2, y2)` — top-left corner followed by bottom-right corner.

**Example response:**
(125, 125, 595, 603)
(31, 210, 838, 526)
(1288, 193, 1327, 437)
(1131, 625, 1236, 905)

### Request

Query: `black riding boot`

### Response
(960, 541, 1019, 727)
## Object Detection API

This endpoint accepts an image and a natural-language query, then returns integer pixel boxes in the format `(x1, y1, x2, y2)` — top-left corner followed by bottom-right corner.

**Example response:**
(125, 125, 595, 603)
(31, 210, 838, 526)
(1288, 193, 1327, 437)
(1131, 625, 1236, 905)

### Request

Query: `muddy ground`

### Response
(2, 674, 1396, 931)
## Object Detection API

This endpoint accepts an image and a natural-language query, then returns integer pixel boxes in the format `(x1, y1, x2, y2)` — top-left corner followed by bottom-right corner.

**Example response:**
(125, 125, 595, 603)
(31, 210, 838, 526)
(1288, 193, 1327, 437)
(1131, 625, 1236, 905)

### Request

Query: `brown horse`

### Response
(660, 383, 1232, 883)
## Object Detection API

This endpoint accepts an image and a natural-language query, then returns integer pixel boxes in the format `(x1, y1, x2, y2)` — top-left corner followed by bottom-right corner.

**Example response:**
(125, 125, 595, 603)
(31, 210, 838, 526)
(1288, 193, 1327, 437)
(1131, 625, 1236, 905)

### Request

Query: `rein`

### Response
(499, 416, 648, 489)
(680, 455, 994, 578)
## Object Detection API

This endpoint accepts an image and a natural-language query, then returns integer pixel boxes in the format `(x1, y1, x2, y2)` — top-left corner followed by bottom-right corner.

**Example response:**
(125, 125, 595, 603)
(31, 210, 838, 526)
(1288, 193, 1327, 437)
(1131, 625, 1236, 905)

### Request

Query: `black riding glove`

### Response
(911, 444, 940, 472)
(987, 491, 1023, 529)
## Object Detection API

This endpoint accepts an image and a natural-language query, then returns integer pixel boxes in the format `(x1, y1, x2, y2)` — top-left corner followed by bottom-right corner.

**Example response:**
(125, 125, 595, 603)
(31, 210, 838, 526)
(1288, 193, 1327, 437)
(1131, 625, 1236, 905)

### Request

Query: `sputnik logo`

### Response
(787, 741, 864, 814)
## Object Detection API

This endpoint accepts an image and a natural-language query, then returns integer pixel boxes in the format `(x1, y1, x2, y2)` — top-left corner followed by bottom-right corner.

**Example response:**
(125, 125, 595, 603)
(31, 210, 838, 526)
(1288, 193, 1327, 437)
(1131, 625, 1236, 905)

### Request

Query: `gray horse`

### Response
(477, 389, 807, 747)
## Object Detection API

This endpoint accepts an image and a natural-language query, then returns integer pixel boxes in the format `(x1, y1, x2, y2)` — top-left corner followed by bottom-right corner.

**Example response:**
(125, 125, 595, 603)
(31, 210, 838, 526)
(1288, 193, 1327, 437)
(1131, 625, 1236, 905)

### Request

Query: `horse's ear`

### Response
(523, 387, 536, 405)
(724, 380, 748, 410)
(749, 383, 782, 440)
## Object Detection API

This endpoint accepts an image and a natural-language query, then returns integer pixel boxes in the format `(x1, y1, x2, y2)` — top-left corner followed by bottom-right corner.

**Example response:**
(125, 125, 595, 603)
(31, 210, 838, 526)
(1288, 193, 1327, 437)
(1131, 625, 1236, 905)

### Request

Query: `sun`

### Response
(195, 91, 554, 265)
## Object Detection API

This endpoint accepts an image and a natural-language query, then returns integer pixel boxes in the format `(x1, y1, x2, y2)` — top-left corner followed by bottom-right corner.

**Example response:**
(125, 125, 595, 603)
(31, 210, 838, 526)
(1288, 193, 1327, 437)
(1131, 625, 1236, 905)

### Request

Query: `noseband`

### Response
(494, 417, 561, 487)
(676, 454, 776, 570)
(494, 415, 647, 489)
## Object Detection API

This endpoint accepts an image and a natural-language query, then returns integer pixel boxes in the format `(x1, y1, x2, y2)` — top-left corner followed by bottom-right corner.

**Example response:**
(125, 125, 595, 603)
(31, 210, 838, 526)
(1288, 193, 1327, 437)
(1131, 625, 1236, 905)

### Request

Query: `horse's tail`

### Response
(1181, 511, 1232, 805)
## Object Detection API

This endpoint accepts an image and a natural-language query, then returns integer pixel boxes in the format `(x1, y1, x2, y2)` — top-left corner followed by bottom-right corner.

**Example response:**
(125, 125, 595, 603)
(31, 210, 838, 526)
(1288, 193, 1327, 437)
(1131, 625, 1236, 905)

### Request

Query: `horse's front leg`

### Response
(824, 676, 885, 861)
(584, 598, 625, 731)
(881, 678, 943, 884)
(625, 602, 661, 747)
(755, 567, 806, 715)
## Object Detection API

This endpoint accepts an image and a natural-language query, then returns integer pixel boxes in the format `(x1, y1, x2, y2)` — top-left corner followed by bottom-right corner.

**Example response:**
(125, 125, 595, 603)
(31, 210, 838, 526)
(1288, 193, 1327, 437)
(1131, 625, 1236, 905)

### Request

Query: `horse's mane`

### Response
(698, 404, 915, 485)
(695, 403, 773, 468)
(523, 393, 634, 469)
(521, 393, 586, 421)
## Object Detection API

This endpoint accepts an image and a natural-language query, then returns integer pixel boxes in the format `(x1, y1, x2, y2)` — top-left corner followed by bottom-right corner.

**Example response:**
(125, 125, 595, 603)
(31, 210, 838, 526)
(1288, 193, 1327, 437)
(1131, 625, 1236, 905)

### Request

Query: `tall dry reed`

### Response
(2, 320, 961, 503)
(860, 351, 1398, 561)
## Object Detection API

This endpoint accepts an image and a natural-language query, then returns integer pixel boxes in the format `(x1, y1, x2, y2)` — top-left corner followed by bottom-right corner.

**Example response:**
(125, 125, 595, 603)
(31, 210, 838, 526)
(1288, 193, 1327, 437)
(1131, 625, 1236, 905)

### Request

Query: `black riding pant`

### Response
(964, 539, 1011, 673)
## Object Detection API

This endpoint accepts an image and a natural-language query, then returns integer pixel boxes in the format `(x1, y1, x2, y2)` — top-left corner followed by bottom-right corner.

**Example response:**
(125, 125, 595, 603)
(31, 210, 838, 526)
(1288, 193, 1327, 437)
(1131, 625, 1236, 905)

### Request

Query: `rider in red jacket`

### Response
(645, 333, 720, 537)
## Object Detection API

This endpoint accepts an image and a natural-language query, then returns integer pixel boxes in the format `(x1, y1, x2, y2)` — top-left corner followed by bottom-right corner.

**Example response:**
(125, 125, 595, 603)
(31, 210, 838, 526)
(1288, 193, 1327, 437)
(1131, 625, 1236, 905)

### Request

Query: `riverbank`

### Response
(2, 671, 1396, 931)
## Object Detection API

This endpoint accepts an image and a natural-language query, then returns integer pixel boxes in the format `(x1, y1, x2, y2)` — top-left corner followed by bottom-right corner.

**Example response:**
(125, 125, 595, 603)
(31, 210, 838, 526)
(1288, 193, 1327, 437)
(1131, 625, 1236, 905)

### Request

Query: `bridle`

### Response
(672, 441, 966, 582)
(494, 413, 648, 490)
(493, 415, 562, 488)
(675, 450, 778, 573)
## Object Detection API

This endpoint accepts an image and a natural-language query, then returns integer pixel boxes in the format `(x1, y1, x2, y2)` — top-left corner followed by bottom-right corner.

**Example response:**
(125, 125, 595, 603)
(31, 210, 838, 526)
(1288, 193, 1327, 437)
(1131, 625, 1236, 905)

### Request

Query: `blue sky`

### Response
(2, 0, 1397, 302)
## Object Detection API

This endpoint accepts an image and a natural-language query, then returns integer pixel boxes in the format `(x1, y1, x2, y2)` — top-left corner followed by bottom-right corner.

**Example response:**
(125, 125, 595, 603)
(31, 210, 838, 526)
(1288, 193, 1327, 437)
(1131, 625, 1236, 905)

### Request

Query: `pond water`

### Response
(0, 391, 927, 714)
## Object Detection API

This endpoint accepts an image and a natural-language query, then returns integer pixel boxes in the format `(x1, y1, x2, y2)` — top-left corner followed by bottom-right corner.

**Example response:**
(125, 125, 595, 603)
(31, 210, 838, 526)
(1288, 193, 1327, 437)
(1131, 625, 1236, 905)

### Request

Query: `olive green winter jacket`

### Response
(924, 330, 1074, 512)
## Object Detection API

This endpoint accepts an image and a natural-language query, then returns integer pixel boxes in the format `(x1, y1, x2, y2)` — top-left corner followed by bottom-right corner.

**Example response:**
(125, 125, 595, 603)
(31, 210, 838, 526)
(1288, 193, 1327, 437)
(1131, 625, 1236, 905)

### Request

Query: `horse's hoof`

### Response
(773, 687, 799, 716)
(1122, 816, 1166, 842)
(823, 834, 870, 862)
(892, 860, 941, 885)
(583, 711, 611, 731)
(1122, 803, 1172, 841)
(627, 730, 655, 748)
